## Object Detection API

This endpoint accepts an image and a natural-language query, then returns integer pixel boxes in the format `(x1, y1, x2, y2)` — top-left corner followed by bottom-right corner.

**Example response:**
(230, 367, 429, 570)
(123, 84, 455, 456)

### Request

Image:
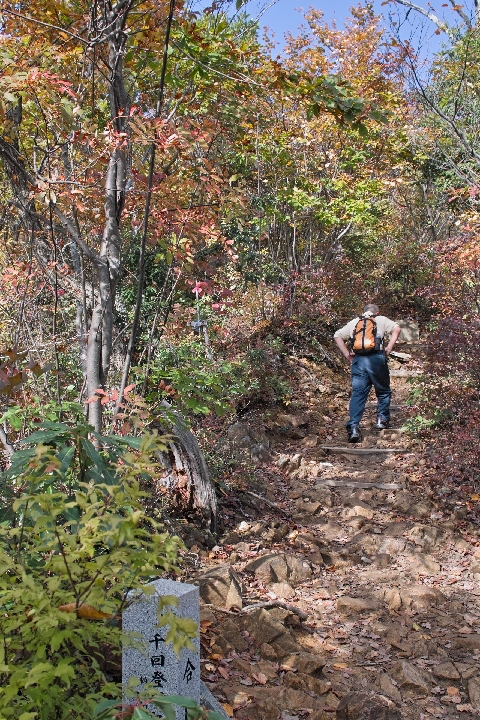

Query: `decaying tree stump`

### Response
(155, 413, 217, 533)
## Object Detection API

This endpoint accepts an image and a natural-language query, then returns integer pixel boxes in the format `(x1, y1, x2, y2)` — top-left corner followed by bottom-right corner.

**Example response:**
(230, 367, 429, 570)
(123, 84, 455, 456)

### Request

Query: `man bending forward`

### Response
(334, 304, 401, 443)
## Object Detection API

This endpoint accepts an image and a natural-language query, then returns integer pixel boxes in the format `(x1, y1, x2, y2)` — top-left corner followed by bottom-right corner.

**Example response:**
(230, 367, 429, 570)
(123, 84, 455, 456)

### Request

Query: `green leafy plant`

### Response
(147, 339, 251, 416)
(93, 694, 225, 720)
(0, 424, 199, 720)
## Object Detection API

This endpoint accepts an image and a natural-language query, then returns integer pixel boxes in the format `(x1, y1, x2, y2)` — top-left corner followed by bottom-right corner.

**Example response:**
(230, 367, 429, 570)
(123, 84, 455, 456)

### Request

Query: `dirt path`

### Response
(187, 352, 480, 719)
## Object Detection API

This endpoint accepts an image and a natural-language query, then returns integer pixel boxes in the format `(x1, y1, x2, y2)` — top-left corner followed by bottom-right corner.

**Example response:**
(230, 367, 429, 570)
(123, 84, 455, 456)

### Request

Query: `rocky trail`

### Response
(181, 348, 480, 719)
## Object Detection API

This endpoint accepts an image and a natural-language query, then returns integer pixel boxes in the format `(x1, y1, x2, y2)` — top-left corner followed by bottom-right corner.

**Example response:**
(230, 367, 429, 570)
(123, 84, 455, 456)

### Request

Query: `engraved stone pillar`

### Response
(122, 578, 200, 719)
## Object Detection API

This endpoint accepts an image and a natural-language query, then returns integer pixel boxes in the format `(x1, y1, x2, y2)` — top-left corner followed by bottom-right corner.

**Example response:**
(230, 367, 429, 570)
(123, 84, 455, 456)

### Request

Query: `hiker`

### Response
(333, 304, 401, 443)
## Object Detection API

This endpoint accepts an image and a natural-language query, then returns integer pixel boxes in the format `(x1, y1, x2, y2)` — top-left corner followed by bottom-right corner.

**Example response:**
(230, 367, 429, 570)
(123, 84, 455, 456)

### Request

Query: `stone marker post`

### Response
(122, 578, 200, 719)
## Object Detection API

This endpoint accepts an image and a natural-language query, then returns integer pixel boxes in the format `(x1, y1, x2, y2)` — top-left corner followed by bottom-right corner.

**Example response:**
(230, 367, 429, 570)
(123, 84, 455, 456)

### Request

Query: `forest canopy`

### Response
(0, 0, 478, 483)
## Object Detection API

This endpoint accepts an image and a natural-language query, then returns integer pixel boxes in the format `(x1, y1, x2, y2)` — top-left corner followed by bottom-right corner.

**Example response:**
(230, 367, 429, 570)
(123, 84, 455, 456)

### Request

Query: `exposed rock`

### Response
(377, 537, 405, 554)
(382, 584, 445, 612)
(410, 500, 434, 519)
(468, 677, 480, 709)
(288, 487, 304, 500)
(227, 422, 271, 464)
(336, 596, 382, 615)
(277, 412, 309, 428)
(242, 608, 286, 645)
(256, 700, 282, 720)
(407, 524, 443, 552)
(216, 618, 248, 652)
(470, 561, 480, 575)
(352, 533, 381, 555)
(250, 442, 272, 464)
(284, 671, 331, 695)
(432, 662, 461, 681)
(342, 503, 375, 521)
(378, 673, 402, 704)
(260, 642, 278, 660)
(449, 634, 480, 650)
(196, 565, 243, 609)
(271, 631, 303, 658)
(390, 660, 430, 696)
(277, 454, 290, 469)
(270, 581, 296, 599)
(244, 553, 312, 587)
(392, 492, 411, 514)
(336, 692, 401, 719)
(296, 500, 322, 516)
(282, 652, 326, 675)
(373, 553, 392, 568)
(397, 319, 419, 343)
(262, 525, 290, 543)
(283, 687, 322, 712)
(276, 412, 309, 439)
(405, 552, 441, 575)
(321, 548, 361, 568)
(311, 486, 333, 507)
(456, 663, 478, 680)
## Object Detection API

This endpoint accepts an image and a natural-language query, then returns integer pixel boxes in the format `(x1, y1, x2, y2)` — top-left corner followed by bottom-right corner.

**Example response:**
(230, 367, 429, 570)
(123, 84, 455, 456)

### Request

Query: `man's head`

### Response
(363, 303, 379, 315)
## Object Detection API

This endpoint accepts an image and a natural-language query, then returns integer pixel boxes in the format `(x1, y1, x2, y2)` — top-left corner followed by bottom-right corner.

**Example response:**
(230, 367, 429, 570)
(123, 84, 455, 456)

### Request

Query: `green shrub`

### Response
(0, 424, 201, 720)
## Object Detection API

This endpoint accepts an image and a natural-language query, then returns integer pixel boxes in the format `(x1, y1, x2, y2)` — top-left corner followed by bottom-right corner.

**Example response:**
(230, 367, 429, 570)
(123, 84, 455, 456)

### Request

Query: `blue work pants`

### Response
(347, 352, 391, 429)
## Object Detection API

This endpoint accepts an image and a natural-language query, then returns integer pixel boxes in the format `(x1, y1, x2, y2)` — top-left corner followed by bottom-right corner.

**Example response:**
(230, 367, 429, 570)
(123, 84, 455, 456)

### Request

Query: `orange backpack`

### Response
(352, 315, 379, 355)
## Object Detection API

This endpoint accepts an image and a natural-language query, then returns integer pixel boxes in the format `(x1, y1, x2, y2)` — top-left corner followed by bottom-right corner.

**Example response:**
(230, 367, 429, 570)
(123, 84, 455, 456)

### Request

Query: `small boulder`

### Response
(282, 652, 326, 675)
(373, 553, 392, 568)
(392, 492, 411, 514)
(336, 692, 401, 720)
(468, 677, 480, 709)
(260, 642, 277, 660)
(342, 504, 375, 521)
(378, 673, 402, 704)
(243, 608, 286, 646)
(296, 500, 322, 516)
(270, 582, 296, 599)
(390, 660, 430, 696)
(311, 486, 333, 507)
(227, 422, 271, 464)
(383, 584, 445, 611)
(450, 634, 480, 651)
(410, 500, 434, 519)
(216, 618, 248, 652)
(407, 524, 443, 552)
(377, 537, 406, 555)
(432, 662, 460, 681)
(336, 596, 382, 615)
(271, 631, 303, 659)
(405, 552, 441, 575)
(196, 565, 243, 610)
(244, 553, 312, 587)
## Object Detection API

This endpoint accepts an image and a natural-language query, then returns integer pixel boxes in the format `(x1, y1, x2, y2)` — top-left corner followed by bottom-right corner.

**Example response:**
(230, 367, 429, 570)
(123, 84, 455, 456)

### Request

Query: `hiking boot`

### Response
(348, 425, 362, 443)
(375, 417, 389, 430)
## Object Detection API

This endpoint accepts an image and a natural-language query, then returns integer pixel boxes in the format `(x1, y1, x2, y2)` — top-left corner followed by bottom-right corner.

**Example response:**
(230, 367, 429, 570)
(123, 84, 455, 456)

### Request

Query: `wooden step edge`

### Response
(321, 446, 412, 454)
(314, 480, 405, 490)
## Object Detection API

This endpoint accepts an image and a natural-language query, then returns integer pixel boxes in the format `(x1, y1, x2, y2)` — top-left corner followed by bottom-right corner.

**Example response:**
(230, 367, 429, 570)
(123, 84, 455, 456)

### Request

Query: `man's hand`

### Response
(385, 325, 402, 356)
(334, 336, 353, 362)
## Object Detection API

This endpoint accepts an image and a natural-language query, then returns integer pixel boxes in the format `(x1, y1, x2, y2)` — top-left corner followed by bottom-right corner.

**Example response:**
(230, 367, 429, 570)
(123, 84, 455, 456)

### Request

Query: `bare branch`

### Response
(390, 0, 452, 34)
(447, 0, 471, 26)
